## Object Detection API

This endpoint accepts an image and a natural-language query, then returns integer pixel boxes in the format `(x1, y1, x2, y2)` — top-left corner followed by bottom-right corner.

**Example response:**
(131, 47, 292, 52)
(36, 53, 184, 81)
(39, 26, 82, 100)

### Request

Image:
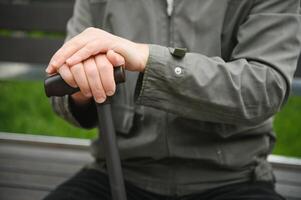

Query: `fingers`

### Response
(70, 62, 92, 98)
(46, 28, 98, 74)
(106, 49, 125, 67)
(46, 37, 87, 74)
(66, 41, 103, 67)
(83, 58, 106, 103)
(54, 63, 92, 105)
(95, 54, 116, 96)
(69, 55, 116, 103)
(47, 47, 120, 103)
(58, 64, 77, 88)
(46, 27, 115, 74)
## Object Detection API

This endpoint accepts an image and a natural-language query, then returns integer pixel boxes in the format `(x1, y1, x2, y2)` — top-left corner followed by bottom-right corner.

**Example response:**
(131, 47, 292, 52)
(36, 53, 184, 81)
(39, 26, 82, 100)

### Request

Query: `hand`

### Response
(46, 27, 149, 74)
(53, 50, 125, 104)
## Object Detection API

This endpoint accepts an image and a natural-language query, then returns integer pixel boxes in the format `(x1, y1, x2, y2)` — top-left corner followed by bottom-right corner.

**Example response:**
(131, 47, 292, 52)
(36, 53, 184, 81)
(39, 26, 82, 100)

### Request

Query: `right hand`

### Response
(49, 50, 125, 105)
(46, 27, 149, 75)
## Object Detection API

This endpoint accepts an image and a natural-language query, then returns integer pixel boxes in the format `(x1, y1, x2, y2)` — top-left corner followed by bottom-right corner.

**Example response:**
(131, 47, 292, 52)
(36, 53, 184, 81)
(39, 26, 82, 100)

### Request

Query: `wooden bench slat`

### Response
(0, 37, 64, 64)
(0, 157, 83, 177)
(273, 168, 301, 186)
(0, 142, 93, 164)
(0, 171, 67, 191)
(1, 133, 301, 199)
(0, 186, 48, 200)
(0, 62, 45, 80)
(0, 134, 90, 198)
(0, 2, 74, 32)
(275, 183, 301, 200)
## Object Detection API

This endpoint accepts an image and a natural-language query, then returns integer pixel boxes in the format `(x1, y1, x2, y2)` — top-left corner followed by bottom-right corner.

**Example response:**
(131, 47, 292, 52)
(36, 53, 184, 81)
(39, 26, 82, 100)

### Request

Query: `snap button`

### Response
(175, 67, 182, 75)
(169, 47, 187, 58)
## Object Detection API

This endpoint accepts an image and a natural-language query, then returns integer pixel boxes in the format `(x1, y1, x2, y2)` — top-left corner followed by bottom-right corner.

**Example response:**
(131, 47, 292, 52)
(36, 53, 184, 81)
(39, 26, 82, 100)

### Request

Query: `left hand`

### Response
(56, 51, 125, 104)
(46, 27, 149, 74)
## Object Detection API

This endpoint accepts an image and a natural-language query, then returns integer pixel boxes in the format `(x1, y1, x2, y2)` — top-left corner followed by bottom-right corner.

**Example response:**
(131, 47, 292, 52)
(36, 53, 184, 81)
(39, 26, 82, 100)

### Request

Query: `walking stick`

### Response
(44, 67, 127, 200)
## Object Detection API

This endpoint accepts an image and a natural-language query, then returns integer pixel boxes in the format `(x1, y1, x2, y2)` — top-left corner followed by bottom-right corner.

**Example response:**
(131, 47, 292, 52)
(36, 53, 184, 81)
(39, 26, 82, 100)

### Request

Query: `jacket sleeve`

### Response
(51, 0, 98, 129)
(135, 0, 301, 126)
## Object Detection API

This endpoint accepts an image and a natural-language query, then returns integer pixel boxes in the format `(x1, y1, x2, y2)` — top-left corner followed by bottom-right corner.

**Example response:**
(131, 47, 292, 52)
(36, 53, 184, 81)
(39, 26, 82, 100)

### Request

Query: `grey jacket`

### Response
(52, 0, 301, 196)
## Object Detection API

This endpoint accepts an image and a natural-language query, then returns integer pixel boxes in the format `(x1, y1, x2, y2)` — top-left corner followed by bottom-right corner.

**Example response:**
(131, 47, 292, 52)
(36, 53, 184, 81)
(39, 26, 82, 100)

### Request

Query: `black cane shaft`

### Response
(44, 66, 127, 200)
(97, 102, 127, 200)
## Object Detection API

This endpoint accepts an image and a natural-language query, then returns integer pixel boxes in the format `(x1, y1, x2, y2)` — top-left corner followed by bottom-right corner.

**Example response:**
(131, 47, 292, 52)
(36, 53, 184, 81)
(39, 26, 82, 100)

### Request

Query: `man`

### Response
(44, 0, 301, 199)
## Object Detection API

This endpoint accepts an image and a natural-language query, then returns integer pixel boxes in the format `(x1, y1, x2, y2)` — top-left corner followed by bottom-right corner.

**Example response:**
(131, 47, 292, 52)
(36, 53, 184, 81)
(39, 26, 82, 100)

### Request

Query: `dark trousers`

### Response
(44, 168, 285, 200)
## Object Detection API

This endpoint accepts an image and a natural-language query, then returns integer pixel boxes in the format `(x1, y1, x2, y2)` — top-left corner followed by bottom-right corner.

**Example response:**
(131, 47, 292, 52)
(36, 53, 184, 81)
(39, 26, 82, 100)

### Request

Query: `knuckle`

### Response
(69, 42, 80, 50)
(71, 64, 81, 74)
(65, 39, 80, 50)
(86, 43, 98, 55)
(85, 65, 97, 77)
(84, 27, 92, 32)
(85, 27, 96, 33)
(97, 63, 106, 71)
(98, 61, 110, 71)
(59, 45, 67, 52)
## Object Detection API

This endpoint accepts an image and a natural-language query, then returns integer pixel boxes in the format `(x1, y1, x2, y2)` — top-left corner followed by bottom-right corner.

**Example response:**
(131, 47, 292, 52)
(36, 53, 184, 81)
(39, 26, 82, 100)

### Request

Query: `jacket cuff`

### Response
(51, 95, 97, 129)
(135, 44, 181, 106)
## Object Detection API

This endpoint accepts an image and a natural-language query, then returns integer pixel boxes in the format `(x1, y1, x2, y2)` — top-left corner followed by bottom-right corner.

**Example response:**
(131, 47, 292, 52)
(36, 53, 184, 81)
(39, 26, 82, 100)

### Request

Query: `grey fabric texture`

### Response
(51, 0, 301, 196)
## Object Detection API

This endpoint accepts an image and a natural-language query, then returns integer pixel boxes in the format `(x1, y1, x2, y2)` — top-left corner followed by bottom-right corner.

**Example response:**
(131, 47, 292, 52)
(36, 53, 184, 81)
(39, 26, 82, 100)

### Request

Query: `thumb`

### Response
(106, 49, 125, 67)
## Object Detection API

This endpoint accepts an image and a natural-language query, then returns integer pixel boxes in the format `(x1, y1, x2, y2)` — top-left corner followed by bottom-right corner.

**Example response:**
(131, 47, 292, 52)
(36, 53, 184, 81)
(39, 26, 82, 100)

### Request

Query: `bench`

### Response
(0, 0, 301, 199)
(1, 132, 301, 200)
(0, 0, 74, 80)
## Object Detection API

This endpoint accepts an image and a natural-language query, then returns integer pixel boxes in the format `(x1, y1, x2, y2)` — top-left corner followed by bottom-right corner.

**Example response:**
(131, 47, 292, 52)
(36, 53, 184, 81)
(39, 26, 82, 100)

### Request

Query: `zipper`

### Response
(166, 0, 174, 47)
(166, 0, 174, 17)
(165, 0, 176, 194)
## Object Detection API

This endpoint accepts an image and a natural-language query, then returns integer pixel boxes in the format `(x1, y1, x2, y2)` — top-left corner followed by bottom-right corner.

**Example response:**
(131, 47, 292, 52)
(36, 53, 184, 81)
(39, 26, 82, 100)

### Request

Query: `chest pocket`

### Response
(89, 0, 108, 28)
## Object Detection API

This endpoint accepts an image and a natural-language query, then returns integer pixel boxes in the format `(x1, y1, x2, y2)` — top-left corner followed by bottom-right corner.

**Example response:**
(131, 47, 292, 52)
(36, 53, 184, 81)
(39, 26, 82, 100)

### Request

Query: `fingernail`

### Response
(116, 61, 124, 67)
(45, 67, 50, 73)
(97, 97, 106, 103)
(72, 83, 78, 88)
(106, 91, 114, 96)
(115, 57, 124, 66)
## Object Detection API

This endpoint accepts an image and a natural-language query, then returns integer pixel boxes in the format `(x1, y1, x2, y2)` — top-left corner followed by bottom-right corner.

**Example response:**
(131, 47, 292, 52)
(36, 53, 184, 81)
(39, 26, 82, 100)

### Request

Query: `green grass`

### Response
(0, 81, 97, 139)
(0, 81, 301, 157)
(273, 96, 301, 157)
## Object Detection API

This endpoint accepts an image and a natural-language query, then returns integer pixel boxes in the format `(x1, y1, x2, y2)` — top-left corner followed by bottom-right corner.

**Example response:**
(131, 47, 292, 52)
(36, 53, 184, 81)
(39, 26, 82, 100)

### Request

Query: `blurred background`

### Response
(0, 0, 98, 139)
(0, 0, 301, 158)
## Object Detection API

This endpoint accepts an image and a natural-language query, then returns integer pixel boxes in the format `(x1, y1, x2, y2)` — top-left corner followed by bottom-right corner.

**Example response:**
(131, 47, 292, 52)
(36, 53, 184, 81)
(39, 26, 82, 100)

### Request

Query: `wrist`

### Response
(135, 43, 149, 72)
(112, 37, 149, 73)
